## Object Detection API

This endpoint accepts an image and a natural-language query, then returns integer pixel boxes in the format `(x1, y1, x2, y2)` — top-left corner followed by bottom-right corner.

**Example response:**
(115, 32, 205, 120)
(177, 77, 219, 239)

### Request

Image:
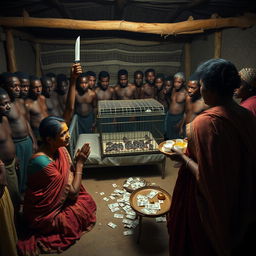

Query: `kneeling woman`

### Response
(18, 116, 96, 255)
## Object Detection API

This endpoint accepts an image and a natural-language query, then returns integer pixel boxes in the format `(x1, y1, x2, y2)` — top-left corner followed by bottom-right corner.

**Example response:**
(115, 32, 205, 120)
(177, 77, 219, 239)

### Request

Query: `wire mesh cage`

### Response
(97, 99, 165, 157)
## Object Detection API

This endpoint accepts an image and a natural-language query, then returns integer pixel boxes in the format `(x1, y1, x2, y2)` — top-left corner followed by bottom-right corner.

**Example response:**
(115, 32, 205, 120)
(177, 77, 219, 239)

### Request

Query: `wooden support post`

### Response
(34, 43, 42, 77)
(184, 42, 191, 80)
(5, 29, 17, 72)
(214, 30, 222, 58)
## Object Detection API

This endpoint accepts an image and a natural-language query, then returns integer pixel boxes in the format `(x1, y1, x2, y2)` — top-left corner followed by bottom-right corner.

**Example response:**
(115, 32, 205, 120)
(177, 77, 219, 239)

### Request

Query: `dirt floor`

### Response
(50, 157, 179, 256)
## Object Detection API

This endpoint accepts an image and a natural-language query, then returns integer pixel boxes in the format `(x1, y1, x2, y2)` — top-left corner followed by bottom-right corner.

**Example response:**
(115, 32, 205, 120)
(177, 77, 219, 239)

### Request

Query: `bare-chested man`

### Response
(95, 71, 115, 100)
(165, 72, 187, 139)
(75, 73, 97, 134)
(141, 68, 156, 99)
(162, 76, 173, 112)
(2, 73, 37, 193)
(155, 73, 167, 107)
(46, 72, 61, 116)
(179, 73, 208, 136)
(56, 73, 69, 116)
(114, 69, 136, 100)
(86, 71, 97, 91)
(95, 71, 117, 133)
(15, 71, 30, 118)
(41, 75, 55, 116)
(0, 87, 20, 209)
(25, 76, 48, 143)
(133, 70, 144, 99)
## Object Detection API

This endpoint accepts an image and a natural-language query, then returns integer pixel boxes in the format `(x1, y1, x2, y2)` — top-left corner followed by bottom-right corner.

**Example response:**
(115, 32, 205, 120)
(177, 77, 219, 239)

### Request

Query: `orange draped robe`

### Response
(168, 104, 256, 256)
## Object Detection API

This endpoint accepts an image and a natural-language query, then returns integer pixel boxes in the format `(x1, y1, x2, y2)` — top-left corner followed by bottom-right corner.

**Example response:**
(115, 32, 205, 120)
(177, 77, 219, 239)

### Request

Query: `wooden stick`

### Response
(0, 14, 255, 35)
(5, 29, 17, 72)
(214, 30, 222, 58)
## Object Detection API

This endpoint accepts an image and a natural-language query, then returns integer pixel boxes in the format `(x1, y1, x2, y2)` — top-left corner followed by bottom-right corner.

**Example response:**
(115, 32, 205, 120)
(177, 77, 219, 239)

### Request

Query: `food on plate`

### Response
(163, 140, 175, 152)
(161, 139, 188, 153)
(174, 139, 187, 148)
(173, 139, 187, 152)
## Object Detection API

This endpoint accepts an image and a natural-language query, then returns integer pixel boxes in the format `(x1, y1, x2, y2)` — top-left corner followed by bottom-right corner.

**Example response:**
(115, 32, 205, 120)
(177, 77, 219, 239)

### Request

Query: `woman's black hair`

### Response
(196, 58, 241, 97)
(39, 116, 65, 141)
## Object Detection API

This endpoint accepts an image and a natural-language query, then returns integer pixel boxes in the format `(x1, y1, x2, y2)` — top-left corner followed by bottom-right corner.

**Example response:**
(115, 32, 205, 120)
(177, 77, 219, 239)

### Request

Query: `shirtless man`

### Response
(25, 76, 48, 143)
(141, 68, 156, 99)
(86, 71, 97, 91)
(2, 73, 37, 193)
(0, 88, 20, 210)
(155, 73, 167, 107)
(41, 75, 55, 116)
(162, 76, 173, 112)
(56, 74, 69, 116)
(95, 71, 115, 100)
(14, 71, 30, 118)
(133, 70, 144, 99)
(14, 72, 30, 100)
(165, 72, 187, 139)
(45, 72, 61, 116)
(114, 69, 136, 100)
(179, 73, 208, 137)
(75, 73, 97, 134)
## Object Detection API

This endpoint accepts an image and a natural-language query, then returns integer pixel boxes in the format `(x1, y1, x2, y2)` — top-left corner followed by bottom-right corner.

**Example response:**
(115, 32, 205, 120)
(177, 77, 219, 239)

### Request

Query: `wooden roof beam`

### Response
(0, 13, 255, 35)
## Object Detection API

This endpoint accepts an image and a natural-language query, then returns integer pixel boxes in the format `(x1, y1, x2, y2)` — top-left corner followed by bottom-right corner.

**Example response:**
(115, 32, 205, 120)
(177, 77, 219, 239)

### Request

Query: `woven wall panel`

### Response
(40, 38, 183, 82)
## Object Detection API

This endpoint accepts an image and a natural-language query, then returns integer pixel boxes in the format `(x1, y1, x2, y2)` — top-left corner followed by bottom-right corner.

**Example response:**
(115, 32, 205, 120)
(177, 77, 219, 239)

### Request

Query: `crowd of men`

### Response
(1, 63, 256, 255)
(0, 67, 209, 210)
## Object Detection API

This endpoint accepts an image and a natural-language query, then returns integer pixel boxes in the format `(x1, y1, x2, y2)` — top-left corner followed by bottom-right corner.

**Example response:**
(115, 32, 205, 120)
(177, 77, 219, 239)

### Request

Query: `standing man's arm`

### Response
(178, 95, 189, 136)
(63, 63, 82, 125)
(92, 93, 98, 132)
(24, 100, 31, 123)
(26, 121, 38, 152)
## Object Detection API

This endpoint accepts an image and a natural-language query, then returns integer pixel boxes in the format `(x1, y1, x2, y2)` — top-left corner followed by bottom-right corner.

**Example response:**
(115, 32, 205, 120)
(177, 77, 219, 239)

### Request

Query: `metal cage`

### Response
(97, 99, 165, 157)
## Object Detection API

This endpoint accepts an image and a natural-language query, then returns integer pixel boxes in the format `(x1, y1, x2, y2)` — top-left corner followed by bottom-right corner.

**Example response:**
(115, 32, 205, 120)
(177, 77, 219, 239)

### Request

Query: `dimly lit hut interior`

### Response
(0, 0, 256, 256)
